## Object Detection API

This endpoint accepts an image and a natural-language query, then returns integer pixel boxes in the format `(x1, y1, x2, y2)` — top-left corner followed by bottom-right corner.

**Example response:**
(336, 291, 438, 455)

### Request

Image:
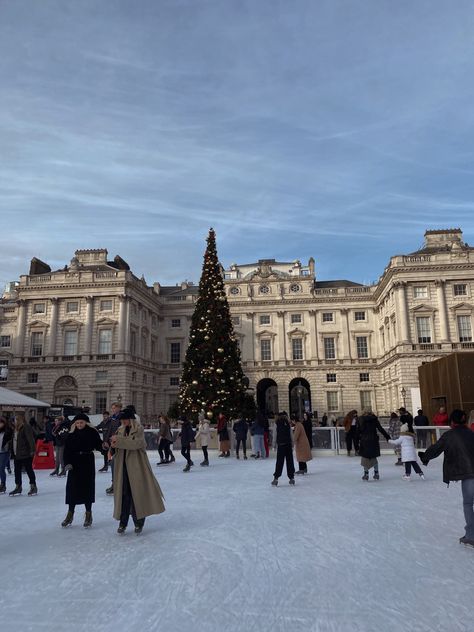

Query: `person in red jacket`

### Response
(432, 406, 449, 427)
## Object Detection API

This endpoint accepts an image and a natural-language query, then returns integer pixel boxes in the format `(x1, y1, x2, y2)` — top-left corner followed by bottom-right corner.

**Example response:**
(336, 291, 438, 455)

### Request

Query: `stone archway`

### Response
(288, 378, 312, 420)
(256, 378, 279, 417)
(53, 375, 78, 406)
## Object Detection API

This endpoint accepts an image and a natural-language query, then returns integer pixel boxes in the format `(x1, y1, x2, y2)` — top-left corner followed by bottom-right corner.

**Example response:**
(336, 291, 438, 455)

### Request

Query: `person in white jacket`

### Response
(195, 410, 211, 467)
(389, 421, 425, 480)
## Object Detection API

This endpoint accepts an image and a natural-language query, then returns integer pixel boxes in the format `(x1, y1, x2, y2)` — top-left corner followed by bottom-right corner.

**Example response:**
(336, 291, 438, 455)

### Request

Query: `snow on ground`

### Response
(1, 452, 473, 632)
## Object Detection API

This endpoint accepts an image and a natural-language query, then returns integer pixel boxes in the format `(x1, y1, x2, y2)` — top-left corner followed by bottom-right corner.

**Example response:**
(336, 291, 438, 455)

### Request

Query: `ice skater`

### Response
(358, 410, 390, 481)
(195, 410, 210, 466)
(233, 415, 248, 460)
(388, 419, 425, 481)
(0, 417, 12, 494)
(9, 412, 37, 497)
(272, 412, 295, 486)
(293, 417, 312, 475)
(389, 412, 402, 465)
(111, 407, 165, 535)
(217, 412, 231, 457)
(418, 409, 474, 548)
(61, 413, 103, 528)
(178, 415, 195, 472)
(157, 414, 175, 465)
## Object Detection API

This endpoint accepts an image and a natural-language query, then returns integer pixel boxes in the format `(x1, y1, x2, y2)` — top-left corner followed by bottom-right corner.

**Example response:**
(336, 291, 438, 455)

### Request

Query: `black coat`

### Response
(1, 427, 12, 452)
(275, 417, 292, 446)
(233, 419, 248, 441)
(180, 421, 195, 448)
(64, 425, 103, 506)
(358, 414, 390, 459)
(12, 424, 36, 460)
(302, 418, 313, 448)
(420, 426, 474, 484)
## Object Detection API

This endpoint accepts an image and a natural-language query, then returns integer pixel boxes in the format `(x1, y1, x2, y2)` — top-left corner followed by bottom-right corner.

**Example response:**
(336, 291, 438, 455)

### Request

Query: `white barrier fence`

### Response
(143, 426, 450, 456)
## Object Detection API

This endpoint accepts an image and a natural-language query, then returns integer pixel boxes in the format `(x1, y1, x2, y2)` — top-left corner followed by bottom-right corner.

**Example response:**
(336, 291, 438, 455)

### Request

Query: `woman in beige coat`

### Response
(293, 418, 313, 475)
(111, 408, 165, 534)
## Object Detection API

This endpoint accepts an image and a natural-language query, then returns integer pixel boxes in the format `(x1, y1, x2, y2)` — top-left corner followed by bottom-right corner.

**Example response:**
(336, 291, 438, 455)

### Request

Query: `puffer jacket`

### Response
(389, 432, 417, 462)
(420, 426, 474, 484)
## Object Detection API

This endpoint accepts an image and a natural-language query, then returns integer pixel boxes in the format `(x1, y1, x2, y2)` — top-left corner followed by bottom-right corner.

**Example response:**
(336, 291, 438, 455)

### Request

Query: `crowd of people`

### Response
(0, 402, 473, 547)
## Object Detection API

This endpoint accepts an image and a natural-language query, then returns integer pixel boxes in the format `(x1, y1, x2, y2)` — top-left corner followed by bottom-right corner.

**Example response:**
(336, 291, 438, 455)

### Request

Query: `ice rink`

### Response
(1, 452, 473, 632)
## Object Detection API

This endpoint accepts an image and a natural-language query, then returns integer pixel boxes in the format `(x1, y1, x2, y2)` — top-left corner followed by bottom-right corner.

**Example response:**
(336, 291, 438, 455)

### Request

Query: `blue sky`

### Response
(1, 0, 474, 289)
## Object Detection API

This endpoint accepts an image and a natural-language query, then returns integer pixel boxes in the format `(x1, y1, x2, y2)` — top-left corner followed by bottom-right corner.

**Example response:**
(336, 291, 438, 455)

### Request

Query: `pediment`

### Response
(256, 329, 276, 338)
(449, 302, 474, 312)
(60, 319, 83, 328)
(410, 304, 435, 313)
(287, 327, 308, 338)
(27, 319, 49, 329)
(96, 317, 117, 326)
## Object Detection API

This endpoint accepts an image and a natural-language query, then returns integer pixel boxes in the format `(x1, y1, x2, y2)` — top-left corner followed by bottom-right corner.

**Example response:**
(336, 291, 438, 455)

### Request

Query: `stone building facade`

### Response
(1, 229, 473, 420)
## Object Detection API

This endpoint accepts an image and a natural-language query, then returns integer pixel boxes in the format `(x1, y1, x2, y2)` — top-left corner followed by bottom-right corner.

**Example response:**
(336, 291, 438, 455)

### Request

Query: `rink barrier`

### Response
(143, 425, 451, 455)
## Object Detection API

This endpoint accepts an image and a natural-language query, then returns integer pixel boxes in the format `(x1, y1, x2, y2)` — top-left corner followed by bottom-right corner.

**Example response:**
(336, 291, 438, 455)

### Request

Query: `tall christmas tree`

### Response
(178, 228, 246, 421)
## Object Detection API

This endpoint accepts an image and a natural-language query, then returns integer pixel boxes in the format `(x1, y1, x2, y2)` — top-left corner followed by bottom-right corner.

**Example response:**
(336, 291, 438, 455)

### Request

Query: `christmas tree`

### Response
(178, 228, 246, 421)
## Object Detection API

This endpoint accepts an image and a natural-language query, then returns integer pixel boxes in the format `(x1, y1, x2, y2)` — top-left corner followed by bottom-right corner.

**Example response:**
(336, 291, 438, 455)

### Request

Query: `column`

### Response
(83, 297, 94, 355)
(435, 280, 449, 342)
(118, 295, 128, 352)
(277, 311, 286, 362)
(394, 282, 410, 343)
(15, 300, 27, 356)
(309, 310, 318, 360)
(48, 297, 59, 355)
(245, 313, 255, 363)
(340, 309, 351, 359)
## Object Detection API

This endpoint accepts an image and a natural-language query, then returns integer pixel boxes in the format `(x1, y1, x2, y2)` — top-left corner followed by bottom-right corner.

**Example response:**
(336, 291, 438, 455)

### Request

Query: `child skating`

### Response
(389, 420, 425, 481)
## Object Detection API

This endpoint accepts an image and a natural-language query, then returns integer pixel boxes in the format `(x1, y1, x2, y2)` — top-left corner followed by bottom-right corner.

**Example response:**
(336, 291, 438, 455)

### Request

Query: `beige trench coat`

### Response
(113, 422, 165, 521)
(293, 422, 313, 463)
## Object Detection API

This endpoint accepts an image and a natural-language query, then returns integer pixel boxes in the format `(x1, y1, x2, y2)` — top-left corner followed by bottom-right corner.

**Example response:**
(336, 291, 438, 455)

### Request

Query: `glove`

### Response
(65, 464, 73, 472)
(418, 451, 428, 465)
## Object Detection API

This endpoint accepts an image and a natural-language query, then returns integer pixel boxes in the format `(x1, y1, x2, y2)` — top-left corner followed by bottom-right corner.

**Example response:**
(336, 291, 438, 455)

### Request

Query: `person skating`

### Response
(96, 410, 111, 472)
(388, 419, 425, 481)
(293, 417, 312, 475)
(418, 409, 474, 548)
(61, 413, 103, 528)
(388, 412, 402, 465)
(272, 412, 295, 486)
(233, 416, 249, 460)
(195, 411, 211, 466)
(343, 409, 359, 456)
(111, 407, 165, 534)
(102, 402, 122, 494)
(50, 416, 70, 477)
(179, 416, 195, 472)
(157, 414, 175, 465)
(9, 412, 37, 496)
(251, 412, 266, 459)
(358, 410, 390, 481)
(0, 417, 13, 494)
(302, 412, 314, 451)
(217, 412, 230, 457)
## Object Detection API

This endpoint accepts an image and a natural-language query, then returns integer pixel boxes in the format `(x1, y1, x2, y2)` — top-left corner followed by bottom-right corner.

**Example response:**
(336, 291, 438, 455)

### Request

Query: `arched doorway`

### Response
(256, 378, 279, 417)
(289, 378, 312, 420)
(53, 376, 78, 406)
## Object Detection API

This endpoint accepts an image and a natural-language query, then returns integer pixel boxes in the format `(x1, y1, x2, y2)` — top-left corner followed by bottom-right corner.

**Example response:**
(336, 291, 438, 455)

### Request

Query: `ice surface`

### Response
(1, 452, 473, 632)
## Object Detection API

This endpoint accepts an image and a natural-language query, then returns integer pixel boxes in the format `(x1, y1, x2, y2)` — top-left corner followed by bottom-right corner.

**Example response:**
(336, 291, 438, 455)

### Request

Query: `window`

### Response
(454, 284, 467, 297)
(413, 286, 428, 299)
(27, 372, 38, 384)
(457, 315, 473, 342)
(170, 376, 180, 386)
(130, 330, 137, 355)
(95, 391, 108, 414)
(151, 339, 156, 360)
(143, 392, 148, 414)
(171, 318, 181, 328)
(416, 317, 431, 343)
(64, 330, 78, 355)
(232, 316, 241, 326)
(31, 331, 44, 356)
(100, 299, 113, 311)
(289, 283, 301, 293)
(0, 335, 11, 348)
(356, 336, 369, 359)
(360, 391, 372, 411)
(98, 329, 112, 354)
(152, 315, 158, 329)
(229, 287, 240, 295)
(324, 337, 336, 359)
(354, 311, 366, 322)
(141, 334, 147, 357)
(291, 313, 302, 324)
(132, 371, 137, 382)
(0, 360, 9, 381)
(326, 373, 337, 383)
(95, 371, 108, 382)
(33, 303, 45, 314)
(66, 301, 79, 313)
(322, 312, 333, 323)
(259, 285, 270, 294)
(360, 373, 370, 382)
(259, 314, 271, 325)
(170, 342, 181, 364)
(292, 338, 303, 360)
(260, 339, 272, 361)
(326, 391, 338, 412)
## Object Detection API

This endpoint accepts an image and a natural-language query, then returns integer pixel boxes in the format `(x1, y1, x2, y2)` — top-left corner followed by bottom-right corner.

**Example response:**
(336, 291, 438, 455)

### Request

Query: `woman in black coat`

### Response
(302, 412, 313, 449)
(358, 412, 390, 481)
(61, 413, 103, 528)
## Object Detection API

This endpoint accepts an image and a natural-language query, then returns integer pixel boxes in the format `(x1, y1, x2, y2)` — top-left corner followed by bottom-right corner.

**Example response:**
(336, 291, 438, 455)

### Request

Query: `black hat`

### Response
(118, 407, 136, 421)
(72, 412, 90, 423)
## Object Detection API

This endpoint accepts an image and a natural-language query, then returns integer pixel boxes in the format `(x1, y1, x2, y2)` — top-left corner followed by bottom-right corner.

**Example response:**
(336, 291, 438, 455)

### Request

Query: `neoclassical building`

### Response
(1, 229, 473, 420)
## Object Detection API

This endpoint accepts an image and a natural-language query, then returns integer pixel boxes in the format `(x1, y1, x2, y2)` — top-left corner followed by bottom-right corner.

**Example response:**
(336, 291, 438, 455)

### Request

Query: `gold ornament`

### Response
(216, 368, 223, 374)
(192, 380, 198, 385)
(204, 335, 210, 340)
(206, 411, 213, 419)
(217, 348, 224, 353)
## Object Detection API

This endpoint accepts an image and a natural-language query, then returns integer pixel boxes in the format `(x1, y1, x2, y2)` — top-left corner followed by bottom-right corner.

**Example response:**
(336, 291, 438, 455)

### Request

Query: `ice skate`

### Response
(373, 472, 380, 480)
(83, 511, 93, 528)
(419, 473, 425, 480)
(295, 470, 305, 475)
(362, 472, 369, 481)
(9, 485, 22, 496)
(200, 459, 209, 466)
(58, 470, 66, 477)
(395, 458, 403, 466)
(106, 485, 114, 495)
(289, 478, 295, 485)
(271, 477, 278, 486)
(0, 483, 6, 494)
(98, 466, 108, 473)
(459, 536, 474, 548)
(402, 475, 411, 481)
(134, 525, 143, 535)
(117, 524, 126, 534)
(28, 484, 38, 496)
(244, 455, 248, 460)
(50, 469, 58, 477)
(183, 463, 191, 472)
(61, 511, 74, 527)
(236, 454, 240, 459)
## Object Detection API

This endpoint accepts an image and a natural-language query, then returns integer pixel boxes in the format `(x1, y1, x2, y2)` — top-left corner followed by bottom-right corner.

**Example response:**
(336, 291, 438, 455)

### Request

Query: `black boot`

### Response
(271, 477, 278, 486)
(9, 485, 22, 496)
(183, 463, 191, 472)
(117, 524, 126, 534)
(362, 471, 369, 481)
(83, 511, 93, 528)
(58, 470, 66, 477)
(50, 469, 58, 477)
(106, 485, 114, 495)
(200, 460, 209, 466)
(61, 511, 74, 527)
(0, 483, 6, 494)
(28, 483, 38, 496)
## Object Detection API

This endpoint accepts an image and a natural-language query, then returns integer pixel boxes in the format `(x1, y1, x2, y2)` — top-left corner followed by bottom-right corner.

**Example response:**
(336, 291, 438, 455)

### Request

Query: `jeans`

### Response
(14, 457, 36, 487)
(405, 461, 423, 476)
(158, 438, 173, 462)
(0, 452, 9, 485)
(462, 477, 474, 540)
(181, 445, 191, 465)
(201, 446, 208, 461)
(236, 439, 246, 457)
(253, 434, 265, 458)
(274, 444, 295, 480)
(55, 445, 65, 471)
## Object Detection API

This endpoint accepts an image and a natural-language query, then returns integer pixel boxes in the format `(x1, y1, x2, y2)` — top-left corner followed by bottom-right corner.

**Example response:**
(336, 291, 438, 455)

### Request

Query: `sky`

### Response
(1, 0, 474, 289)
